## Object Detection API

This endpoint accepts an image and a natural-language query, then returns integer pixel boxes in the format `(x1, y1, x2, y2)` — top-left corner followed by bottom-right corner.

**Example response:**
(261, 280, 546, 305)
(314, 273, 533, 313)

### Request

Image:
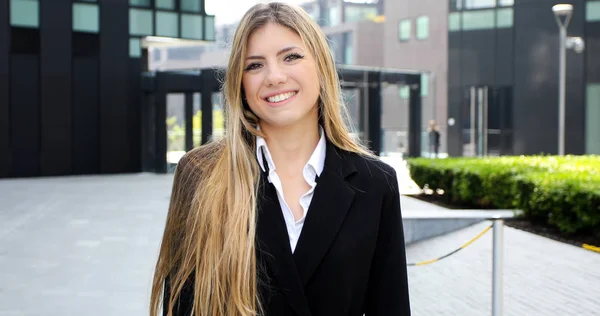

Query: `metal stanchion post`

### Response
(492, 219, 504, 316)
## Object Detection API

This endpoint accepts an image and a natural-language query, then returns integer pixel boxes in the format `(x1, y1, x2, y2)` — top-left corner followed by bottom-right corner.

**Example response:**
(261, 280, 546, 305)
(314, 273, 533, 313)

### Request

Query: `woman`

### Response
(150, 3, 411, 316)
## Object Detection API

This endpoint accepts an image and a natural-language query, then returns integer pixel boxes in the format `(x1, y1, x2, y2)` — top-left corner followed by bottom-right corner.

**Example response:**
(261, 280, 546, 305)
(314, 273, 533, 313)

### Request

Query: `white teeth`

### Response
(267, 91, 296, 103)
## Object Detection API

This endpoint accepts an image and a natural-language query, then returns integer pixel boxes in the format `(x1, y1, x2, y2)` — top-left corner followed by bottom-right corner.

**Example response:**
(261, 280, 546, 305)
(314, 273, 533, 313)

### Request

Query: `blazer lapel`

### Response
(292, 142, 357, 286)
(256, 173, 312, 316)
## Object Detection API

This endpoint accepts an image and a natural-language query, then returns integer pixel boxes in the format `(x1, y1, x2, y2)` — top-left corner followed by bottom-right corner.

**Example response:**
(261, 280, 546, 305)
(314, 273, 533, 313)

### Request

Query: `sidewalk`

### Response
(0, 173, 599, 315)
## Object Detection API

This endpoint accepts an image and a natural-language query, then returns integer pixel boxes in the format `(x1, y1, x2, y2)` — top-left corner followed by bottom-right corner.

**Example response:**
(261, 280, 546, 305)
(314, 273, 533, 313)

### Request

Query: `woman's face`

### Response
(242, 23, 320, 130)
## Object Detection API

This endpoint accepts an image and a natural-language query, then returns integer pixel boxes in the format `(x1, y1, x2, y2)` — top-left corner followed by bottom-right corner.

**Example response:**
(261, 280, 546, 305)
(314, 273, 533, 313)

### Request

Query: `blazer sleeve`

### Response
(364, 168, 411, 316)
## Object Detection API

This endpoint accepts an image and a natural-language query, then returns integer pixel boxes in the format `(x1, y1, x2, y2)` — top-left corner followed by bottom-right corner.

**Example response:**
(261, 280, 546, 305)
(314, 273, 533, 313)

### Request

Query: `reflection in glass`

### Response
(156, 0, 175, 10)
(181, 0, 201, 12)
(212, 93, 225, 141)
(496, 8, 513, 28)
(193, 93, 202, 148)
(167, 93, 186, 165)
(381, 84, 409, 157)
(587, 1, 600, 22)
(129, 38, 141, 57)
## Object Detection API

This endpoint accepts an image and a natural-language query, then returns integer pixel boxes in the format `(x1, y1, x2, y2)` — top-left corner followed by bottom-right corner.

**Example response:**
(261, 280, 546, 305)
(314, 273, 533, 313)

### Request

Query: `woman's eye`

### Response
(284, 53, 304, 62)
(245, 63, 261, 71)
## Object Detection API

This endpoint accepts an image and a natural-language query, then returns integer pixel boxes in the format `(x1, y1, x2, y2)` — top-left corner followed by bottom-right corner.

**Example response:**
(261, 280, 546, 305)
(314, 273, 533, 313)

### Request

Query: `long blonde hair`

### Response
(150, 3, 373, 316)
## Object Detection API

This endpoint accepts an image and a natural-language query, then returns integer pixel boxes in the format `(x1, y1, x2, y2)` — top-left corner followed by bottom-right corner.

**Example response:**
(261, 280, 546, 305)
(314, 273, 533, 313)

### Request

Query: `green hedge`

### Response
(407, 156, 600, 235)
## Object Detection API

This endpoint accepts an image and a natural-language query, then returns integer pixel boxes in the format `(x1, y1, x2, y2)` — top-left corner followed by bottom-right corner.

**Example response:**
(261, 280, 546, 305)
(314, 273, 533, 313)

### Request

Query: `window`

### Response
(130, 38, 141, 57)
(10, 0, 39, 28)
(399, 86, 410, 100)
(205, 16, 215, 41)
(587, 84, 600, 154)
(73, 3, 99, 33)
(463, 0, 495, 9)
(327, 5, 341, 26)
(421, 73, 429, 97)
(344, 5, 377, 23)
(156, 11, 179, 37)
(496, 8, 513, 28)
(416, 16, 429, 39)
(398, 19, 411, 41)
(449, 12, 461, 31)
(344, 32, 353, 65)
(130, 0, 150, 7)
(156, 0, 175, 10)
(181, 14, 203, 39)
(587, 1, 600, 22)
(130, 8, 153, 35)
(462, 9, 495, 30)
(181, 0, 201, 12)
(498, 0, 514, 6)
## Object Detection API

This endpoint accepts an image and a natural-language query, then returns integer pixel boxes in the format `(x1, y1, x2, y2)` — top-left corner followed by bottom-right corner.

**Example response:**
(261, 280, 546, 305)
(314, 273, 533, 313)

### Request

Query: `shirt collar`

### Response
(256, 125, 326, 177)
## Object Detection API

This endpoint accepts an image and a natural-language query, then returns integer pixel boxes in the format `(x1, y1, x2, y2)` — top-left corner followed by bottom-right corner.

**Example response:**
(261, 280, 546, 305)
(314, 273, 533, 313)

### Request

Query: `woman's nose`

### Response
(265, 65, 287, 86)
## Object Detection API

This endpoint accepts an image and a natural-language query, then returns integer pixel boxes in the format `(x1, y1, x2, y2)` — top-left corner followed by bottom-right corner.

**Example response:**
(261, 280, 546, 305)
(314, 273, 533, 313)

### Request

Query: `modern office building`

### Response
(382, 0, 448, 156)
(446, 0, 600, 156)
(1, 0, 215, 178)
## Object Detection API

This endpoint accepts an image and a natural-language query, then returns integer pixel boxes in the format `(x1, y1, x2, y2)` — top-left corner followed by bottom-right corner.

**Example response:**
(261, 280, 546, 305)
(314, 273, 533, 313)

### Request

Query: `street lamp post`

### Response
(552, 4, 585, 156)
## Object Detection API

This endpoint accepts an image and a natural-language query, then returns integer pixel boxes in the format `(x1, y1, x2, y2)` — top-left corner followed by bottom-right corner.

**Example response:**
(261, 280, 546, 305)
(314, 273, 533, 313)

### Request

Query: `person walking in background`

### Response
(150, 2, 411, 316)
(428, 120, 440, 158)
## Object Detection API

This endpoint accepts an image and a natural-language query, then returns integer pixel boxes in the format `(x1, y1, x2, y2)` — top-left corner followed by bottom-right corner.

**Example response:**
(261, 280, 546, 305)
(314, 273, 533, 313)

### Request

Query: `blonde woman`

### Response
(150, 2, 410, 316)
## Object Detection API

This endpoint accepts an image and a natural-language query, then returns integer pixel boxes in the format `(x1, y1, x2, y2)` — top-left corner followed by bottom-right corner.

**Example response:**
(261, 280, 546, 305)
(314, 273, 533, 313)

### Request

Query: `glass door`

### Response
(462, 86, 489, 157)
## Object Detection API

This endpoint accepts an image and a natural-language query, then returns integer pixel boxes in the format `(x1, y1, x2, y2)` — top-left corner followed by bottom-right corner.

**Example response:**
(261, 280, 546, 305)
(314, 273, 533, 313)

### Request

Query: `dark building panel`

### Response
(513, 0, 585, 155)
(0, 0, 9, 177)
(447, 32, 462, 156)
(72, 57, 100, 175)
(587, 22, 600, 83)
(40, 0, 72, 176)
(447, 86, 462, 157)
(99, 0, 130, 173)
(128, 58, 142, 172)
(460, 30, 496, 86)
(10, 55, 40, 177)
(10, 27, 40, 54)
(448, 32, 461, 87)
(495, 28, 514, 87)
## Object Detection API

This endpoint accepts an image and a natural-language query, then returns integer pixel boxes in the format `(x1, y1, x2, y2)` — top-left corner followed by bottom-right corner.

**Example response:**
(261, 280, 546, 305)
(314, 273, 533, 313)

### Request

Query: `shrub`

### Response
(406, 155, 600, 236)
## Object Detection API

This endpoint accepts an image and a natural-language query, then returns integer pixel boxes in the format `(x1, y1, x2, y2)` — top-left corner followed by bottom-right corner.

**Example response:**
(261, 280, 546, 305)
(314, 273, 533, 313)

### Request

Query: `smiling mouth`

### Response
(265, 91, 298, 103)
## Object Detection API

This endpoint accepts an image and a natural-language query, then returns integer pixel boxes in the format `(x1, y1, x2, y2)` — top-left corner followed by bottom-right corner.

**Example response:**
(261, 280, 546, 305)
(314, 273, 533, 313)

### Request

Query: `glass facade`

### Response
(496, 8, 513, 28)
(587, 84, 600, 154)
(181, 14, 203, 40)
(181, 0, 201, 12)
(156, 11, 179, 37)
(129, 38, 141, 57)
(130, 0, 151, 7)
(462, 9, 495, 30)
(156, 0, 175, 10)
(10, 0, 39, 28)
(587, 1, 600, 22)
(205, 16, 215, 41)
(73, 3, 99, 33)
(130, 8, 154, 36)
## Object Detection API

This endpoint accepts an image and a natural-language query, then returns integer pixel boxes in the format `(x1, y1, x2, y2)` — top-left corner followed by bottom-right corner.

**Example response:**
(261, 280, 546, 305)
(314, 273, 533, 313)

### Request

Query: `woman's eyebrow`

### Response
(246, 46, 301, 60)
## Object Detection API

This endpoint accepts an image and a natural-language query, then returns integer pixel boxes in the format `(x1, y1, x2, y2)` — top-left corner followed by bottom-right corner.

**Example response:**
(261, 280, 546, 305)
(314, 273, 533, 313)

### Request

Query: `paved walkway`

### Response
(0, 173, 599, 315)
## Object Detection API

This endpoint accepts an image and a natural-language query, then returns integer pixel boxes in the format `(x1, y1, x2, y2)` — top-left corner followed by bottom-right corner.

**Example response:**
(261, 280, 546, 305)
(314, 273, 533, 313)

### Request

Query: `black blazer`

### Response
(164, 141, 411, 316)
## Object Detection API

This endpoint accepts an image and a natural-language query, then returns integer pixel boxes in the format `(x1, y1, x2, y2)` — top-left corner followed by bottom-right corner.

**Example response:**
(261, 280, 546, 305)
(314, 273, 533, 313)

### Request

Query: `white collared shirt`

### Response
(256, 126, 326, 253)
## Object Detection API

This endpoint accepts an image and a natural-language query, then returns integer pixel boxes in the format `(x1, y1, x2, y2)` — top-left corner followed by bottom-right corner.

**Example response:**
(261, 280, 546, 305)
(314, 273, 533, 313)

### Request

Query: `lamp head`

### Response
(552, 4, 573, 17)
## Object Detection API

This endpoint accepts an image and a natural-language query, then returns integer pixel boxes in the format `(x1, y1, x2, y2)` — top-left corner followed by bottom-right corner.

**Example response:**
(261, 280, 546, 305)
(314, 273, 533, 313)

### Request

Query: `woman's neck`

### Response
(260, 121, 320, 174)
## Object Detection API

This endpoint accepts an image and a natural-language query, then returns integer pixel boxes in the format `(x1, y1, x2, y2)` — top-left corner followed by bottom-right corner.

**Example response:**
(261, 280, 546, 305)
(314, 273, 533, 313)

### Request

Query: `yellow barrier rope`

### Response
(582, 244, 600, 254)
(407, 224, 493, 266)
